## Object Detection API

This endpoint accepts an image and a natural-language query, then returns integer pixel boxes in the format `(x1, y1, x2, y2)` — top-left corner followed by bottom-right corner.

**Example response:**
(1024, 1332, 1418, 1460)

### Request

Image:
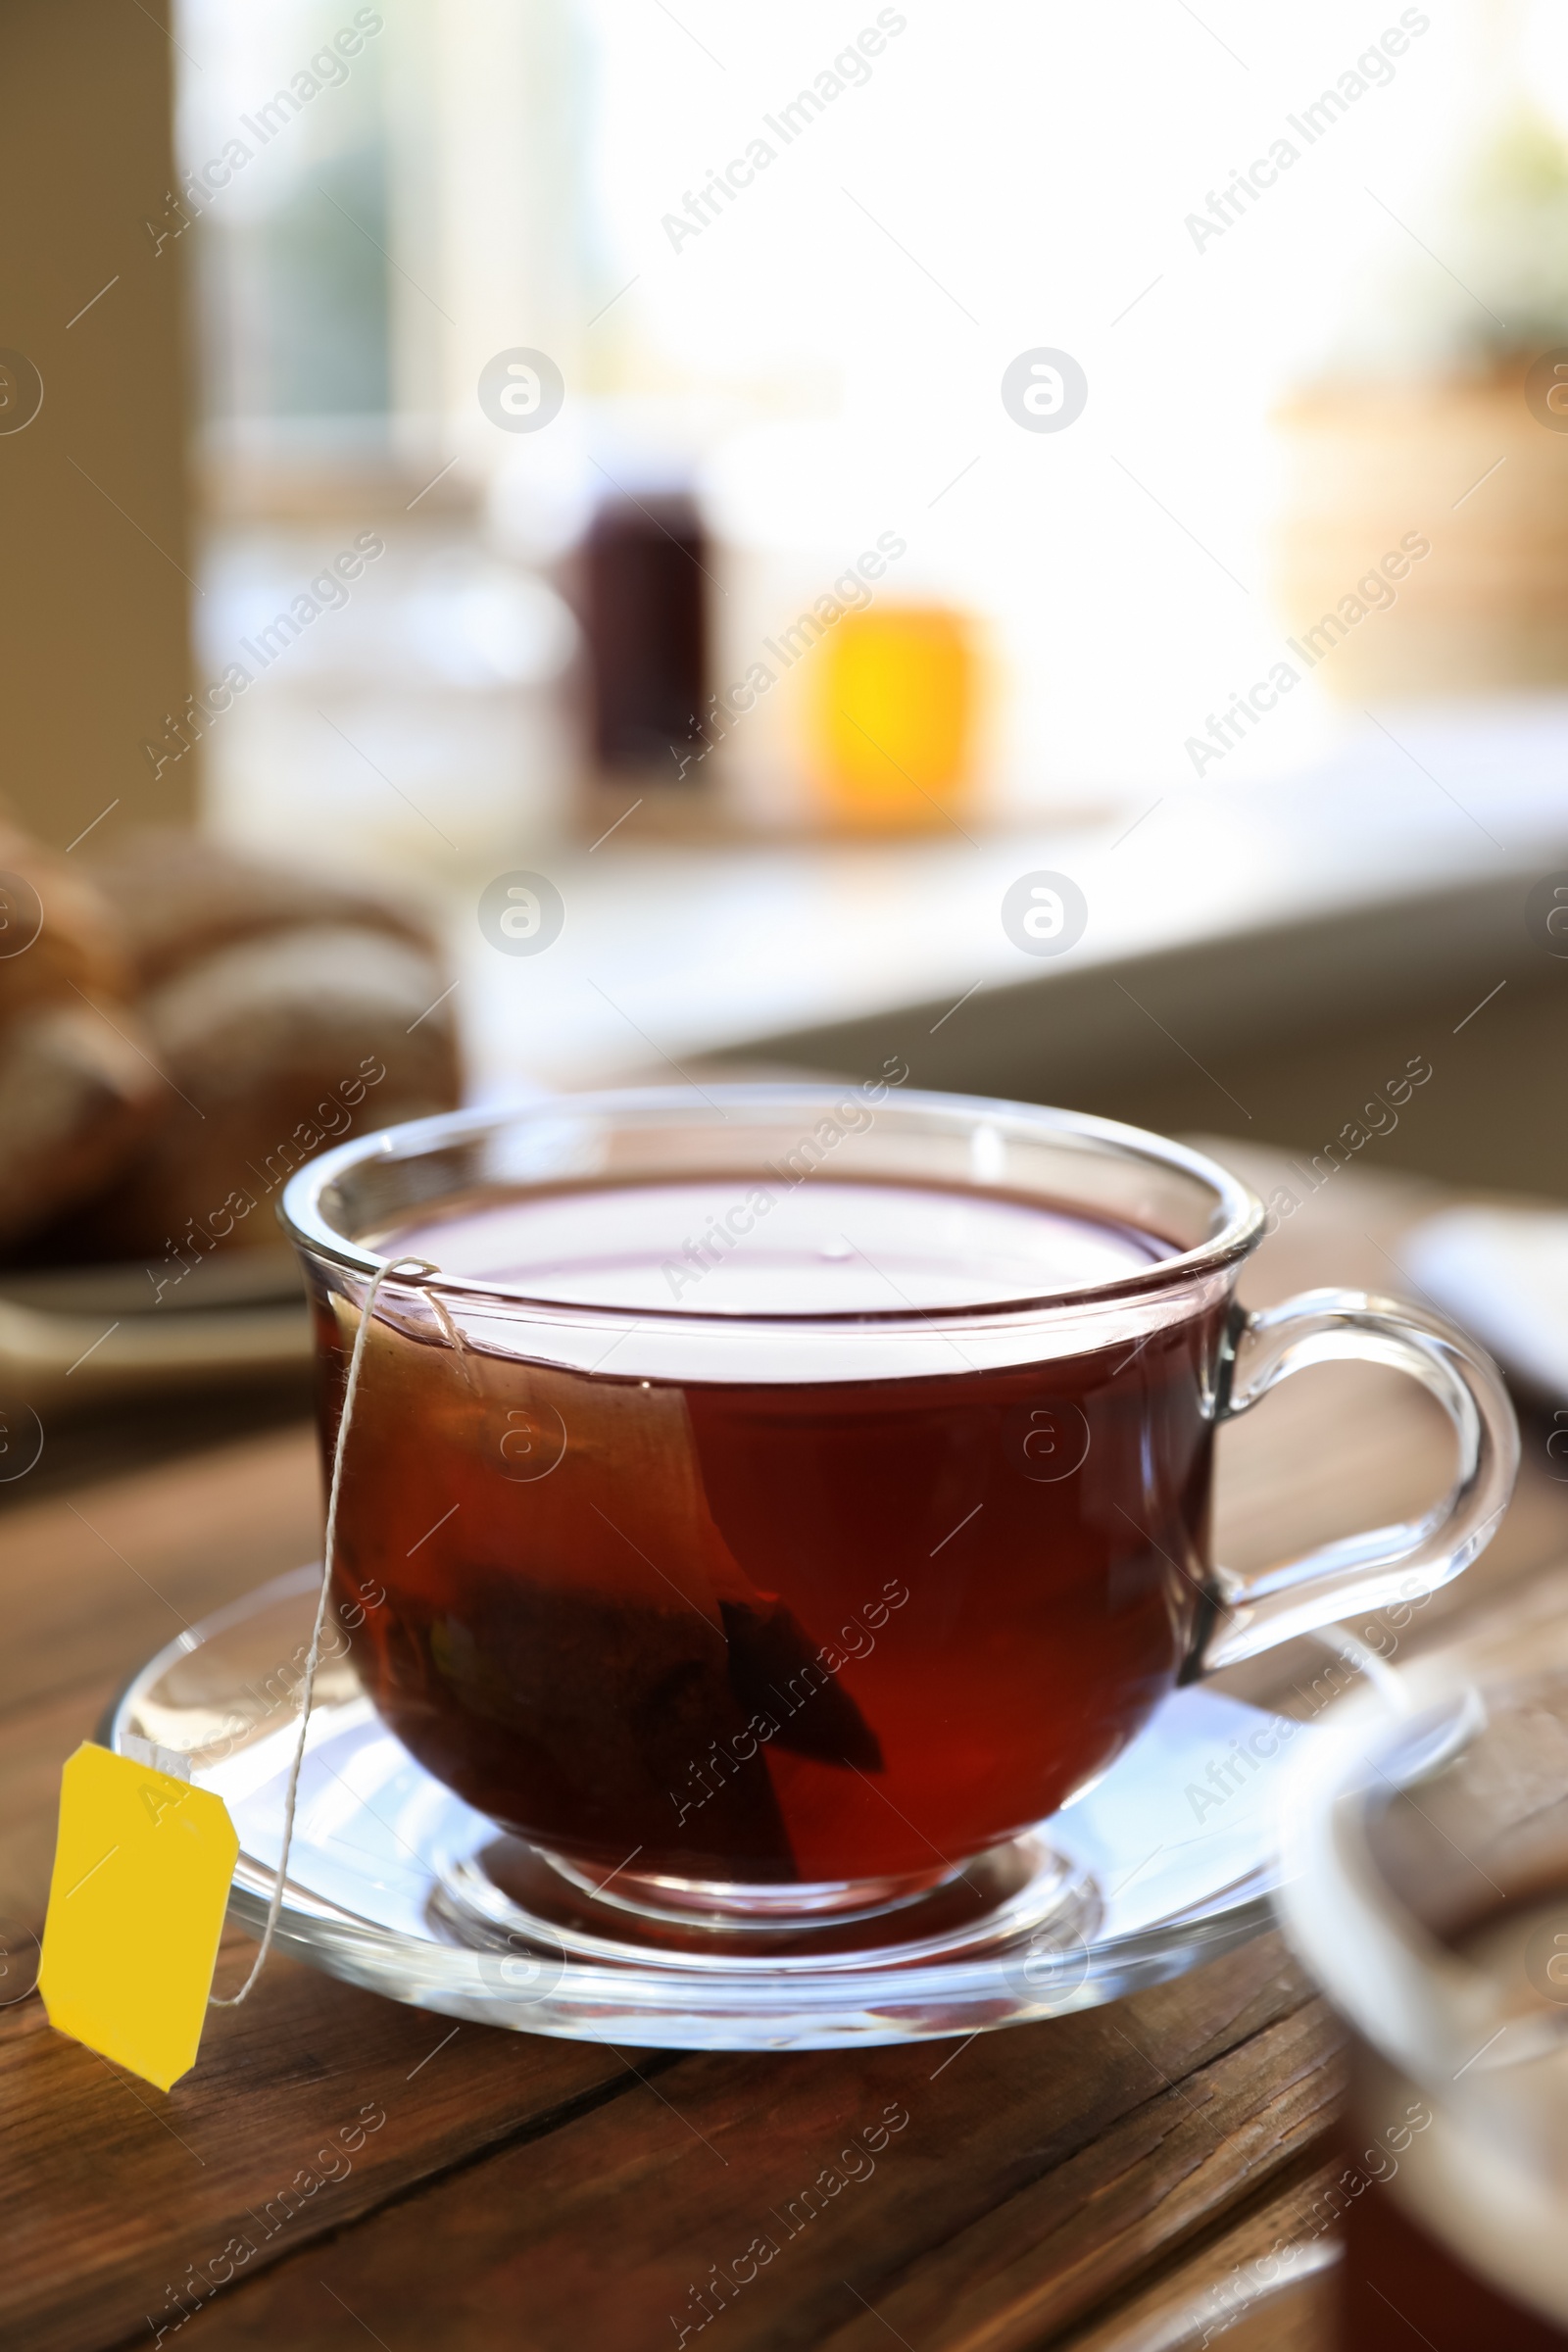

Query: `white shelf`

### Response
(459, 698, 1568, 1097)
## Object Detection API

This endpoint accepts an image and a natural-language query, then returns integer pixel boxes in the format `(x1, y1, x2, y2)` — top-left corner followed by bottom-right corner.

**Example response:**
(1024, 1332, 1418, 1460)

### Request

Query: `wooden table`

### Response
(5, 1147, 1565, 2352)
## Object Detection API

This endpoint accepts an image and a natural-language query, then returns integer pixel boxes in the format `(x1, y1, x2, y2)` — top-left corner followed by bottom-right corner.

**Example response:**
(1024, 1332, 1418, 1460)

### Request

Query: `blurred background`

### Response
(176, 0, 1568, 842)
(6, 0, 1568, 1321)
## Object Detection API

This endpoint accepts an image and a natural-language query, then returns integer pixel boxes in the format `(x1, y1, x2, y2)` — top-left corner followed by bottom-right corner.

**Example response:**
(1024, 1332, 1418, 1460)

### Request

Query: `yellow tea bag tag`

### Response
(39, 1742, 239, 2092)
(34, 1258, 441, 2082)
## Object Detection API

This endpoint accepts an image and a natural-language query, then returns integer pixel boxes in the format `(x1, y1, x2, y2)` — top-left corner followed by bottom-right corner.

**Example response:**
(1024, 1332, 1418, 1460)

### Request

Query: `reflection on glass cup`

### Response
(281, 1087, 1515, 1939)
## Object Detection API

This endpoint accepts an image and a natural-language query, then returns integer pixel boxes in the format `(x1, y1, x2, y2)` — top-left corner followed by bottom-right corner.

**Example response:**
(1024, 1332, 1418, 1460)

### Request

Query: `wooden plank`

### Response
(1, 1928, 644, 2352)
(0, 1426, 319, 1721)
(153, 1942, 1335, 2352)
(804, 2002, 1342, 2352)
(0, 1681, 122, 1928)
(0, 1387, 314, 1520)
(0, 1439, 646, 2352)
(1060, 2159, 1339, 2350)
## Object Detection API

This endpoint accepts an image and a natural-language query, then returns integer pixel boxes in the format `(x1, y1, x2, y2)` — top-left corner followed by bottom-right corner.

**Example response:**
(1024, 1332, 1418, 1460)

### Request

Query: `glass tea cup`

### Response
(280, 1086, 1517, 1939)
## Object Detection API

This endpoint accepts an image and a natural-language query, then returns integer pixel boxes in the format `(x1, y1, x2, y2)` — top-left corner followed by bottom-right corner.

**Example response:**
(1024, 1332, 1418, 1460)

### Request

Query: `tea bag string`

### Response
(212, 1254, 441, 2006)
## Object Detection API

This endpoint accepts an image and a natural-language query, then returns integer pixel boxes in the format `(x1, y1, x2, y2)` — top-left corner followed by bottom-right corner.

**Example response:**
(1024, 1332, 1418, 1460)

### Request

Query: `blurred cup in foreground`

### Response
(1279, 1628, 1568, 2347)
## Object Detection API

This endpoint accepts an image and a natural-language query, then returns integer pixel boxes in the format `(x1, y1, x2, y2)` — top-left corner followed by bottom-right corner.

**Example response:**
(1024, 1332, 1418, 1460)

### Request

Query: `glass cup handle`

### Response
(1189, 1286, 1519, 1676)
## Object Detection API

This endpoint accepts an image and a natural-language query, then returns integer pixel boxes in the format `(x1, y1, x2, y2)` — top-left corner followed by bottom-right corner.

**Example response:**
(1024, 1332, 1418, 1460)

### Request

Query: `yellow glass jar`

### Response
(808, 605, 977, 831)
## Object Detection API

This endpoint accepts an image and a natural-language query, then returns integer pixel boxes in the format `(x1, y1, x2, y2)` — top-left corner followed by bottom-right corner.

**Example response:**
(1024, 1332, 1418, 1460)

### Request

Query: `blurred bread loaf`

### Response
(0, 1004, 167, 1248)
(74, 920, 461, 1258)
(84, 827, 431, 984)
(0, 820, 133, 1017)
(0, 823, 462, 1263)
(0, 826, 163, 1246)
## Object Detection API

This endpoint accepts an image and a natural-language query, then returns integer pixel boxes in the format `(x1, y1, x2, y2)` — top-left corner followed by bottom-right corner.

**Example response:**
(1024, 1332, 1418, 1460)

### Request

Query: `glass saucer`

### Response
(109, 1567, 1304, 2050)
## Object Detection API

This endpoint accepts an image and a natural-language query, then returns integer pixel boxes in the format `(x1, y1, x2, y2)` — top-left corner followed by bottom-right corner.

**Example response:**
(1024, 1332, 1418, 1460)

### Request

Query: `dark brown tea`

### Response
(317, 1177, 1220, 1892)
